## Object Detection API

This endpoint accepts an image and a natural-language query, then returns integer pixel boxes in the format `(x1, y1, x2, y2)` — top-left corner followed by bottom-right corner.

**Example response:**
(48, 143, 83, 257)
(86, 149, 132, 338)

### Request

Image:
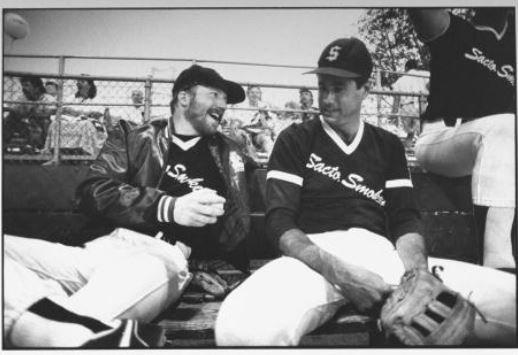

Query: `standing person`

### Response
(298, 87, 319, 122)
(215, 37, 516, 346)
(391, 59, 429, 140)
(4, 65, 251, 348)
(409, 8, 516, 270)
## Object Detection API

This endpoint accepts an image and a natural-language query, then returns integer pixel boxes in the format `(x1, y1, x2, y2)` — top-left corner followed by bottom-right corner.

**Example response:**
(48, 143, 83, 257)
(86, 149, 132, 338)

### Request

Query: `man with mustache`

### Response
(216, 38, 515, 346)
(79, 64, 252, 265)
(4, 65, 252, 348)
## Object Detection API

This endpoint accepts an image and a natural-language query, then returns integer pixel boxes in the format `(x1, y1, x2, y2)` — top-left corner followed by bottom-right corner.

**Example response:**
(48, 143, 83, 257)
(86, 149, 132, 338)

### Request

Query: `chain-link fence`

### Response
(3, 56, 427, 164)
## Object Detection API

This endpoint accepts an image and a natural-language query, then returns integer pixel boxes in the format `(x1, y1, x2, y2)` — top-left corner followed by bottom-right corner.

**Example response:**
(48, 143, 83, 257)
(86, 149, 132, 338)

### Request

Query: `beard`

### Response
(185, 103, 224, 136)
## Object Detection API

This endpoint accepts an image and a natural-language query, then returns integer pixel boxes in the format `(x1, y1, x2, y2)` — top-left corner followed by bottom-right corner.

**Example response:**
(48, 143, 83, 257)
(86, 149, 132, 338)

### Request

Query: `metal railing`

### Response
(3, 54, 428, 164)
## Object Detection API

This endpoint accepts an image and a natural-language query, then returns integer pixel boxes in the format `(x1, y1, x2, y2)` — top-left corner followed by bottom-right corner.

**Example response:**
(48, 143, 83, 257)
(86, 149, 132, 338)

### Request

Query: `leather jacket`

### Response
(77, 119, 254, 269)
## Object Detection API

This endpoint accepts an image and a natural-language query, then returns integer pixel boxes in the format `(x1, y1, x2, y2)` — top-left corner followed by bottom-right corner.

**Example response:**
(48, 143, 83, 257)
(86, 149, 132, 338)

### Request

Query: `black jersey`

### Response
(424, 13, 516, 125)
(266, 118, 420, 244)
(158, 133, 226, 257)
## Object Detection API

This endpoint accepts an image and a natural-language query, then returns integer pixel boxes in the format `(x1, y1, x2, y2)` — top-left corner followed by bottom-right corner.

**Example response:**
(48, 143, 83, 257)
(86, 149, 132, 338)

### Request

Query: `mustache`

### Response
(320, 105, 335, 112)
(206, 106, 225, 123)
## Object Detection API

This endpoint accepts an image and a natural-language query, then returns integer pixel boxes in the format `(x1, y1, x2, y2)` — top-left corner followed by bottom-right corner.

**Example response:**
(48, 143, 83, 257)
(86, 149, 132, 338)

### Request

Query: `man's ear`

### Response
(177, 90, 191, 107)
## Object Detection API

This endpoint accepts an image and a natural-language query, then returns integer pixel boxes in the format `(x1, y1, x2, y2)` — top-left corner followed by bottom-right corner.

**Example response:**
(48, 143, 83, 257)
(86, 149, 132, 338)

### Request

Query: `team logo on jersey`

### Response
(306, 153, 386, 206)
(326, 46, 341, 62)
(464, 47, 515, 86)
(165, 164, 205, 191)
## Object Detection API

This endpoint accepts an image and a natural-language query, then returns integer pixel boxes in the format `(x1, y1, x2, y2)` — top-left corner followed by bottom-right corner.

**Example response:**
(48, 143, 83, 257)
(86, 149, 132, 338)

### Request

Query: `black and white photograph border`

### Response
(1, 0, 517, 353)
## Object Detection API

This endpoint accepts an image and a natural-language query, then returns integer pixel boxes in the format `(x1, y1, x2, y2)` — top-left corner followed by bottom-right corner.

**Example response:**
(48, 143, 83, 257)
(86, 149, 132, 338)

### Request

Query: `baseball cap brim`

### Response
(304, 67, 362, 78)
(220, 80, 245, 104)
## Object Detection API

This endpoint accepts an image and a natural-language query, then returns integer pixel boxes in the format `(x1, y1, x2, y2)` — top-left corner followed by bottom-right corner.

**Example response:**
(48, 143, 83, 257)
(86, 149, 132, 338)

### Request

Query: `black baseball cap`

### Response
(305, 37, 373, 79)
(172, 64, 245, 104)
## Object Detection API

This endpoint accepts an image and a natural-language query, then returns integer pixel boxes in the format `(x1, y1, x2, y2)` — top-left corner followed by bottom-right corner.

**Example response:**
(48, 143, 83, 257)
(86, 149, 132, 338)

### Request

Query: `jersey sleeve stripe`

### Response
(157, 195, 166, 222)
(162, 196, 173, 223)
(385, 179, 413, 188)
(267, 170, 304, 186)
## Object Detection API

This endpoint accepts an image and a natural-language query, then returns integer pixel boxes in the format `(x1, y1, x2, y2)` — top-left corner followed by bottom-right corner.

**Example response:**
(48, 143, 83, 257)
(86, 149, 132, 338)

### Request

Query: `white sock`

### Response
(483, 207, 516, 268)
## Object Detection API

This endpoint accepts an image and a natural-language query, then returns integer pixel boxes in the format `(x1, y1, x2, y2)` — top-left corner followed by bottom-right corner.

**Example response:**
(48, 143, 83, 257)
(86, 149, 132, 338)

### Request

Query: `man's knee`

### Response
(114, 253, 190, 322)
(131, 252, 189, 289)
(135, 242, 189, 280)
(215, 289, 296, 346)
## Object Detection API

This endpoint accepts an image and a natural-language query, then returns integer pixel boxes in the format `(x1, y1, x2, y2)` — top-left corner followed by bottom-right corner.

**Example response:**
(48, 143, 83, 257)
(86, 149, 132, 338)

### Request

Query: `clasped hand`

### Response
(173, 189, 225, 227)
(334, 264, 392, 313)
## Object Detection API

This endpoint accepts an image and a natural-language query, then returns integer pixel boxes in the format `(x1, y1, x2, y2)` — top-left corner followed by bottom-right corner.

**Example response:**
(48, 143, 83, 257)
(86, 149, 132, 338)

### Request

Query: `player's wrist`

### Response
(157, 195, 176, 223)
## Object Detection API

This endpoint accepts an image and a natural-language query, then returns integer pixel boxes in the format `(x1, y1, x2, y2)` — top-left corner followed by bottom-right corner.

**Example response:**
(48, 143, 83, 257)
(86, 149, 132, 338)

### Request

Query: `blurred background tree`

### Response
(358, 8, 475, 88)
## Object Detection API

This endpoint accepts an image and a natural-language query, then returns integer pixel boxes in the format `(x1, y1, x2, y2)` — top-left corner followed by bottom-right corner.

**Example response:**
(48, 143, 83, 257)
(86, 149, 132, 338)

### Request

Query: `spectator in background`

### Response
(298, 88, 319, 122)
(270, 101, 302, 139)
(220, 117, 260, 161)
(61, 76, 104, 120)
(44, 75, 107, 157)
(391, 59, 429, 140)
(45, 81, 59, 98)
(4, 76, 56, 149)
(108, 89, 146, 129)
(228, 85, 276, 158)
(230, 85, 269, 126)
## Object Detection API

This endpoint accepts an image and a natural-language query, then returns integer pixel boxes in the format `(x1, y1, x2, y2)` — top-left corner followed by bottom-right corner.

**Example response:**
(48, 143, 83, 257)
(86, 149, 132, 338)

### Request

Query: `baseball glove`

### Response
(380, 268, 476, 346)
(191, 270, 229, 298)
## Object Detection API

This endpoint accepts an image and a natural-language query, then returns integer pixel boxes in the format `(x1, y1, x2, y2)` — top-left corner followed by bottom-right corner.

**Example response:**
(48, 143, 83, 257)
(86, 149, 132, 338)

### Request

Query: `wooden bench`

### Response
(2, 161, 479, 346)
(159, 298, 380, 347)
(157, 260, 381, 347)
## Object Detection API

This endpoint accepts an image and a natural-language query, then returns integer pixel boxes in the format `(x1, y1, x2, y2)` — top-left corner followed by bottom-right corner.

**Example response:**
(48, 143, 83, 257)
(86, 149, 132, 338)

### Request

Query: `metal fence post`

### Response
(49, 56, 66, 165)
(418, 93, 424, 134)
(376, 69, 382, 127)
(144, 75, 153, 123)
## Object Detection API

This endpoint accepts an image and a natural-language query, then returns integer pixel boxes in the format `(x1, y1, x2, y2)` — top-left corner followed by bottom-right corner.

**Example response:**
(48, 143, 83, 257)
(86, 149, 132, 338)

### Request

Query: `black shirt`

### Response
(158, 134, 227, 257)
(424, 13, 516, 125)
(266, 118, 420, 245)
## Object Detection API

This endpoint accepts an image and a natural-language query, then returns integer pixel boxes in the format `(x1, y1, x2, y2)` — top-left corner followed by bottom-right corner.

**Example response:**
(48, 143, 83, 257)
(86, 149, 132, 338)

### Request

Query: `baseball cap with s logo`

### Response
(305, 37, 373, 79)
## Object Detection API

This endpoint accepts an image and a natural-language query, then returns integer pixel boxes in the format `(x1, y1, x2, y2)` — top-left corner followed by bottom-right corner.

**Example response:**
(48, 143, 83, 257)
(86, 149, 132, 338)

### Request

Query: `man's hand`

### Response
(173, 189, 226, 227)
(332, 262, 392, 313)
(279, 229, 392, 313)
(395, 233, 428, 271)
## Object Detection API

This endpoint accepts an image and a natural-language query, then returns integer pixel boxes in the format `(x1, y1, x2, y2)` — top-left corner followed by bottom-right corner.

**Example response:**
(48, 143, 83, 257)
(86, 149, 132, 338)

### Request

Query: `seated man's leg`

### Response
(62, 228, 191, 323)
(4, 234, 95, 295)
(428, 257, 516, 345)
(416, 115, 516, 269)
(470, 115, 515, 268)
(216, 229, 403, 346)
(415, 120, 476, 177)
(4, 256, 114, 348)
(4, 230, 190, 347)
(215, 256, 345, 346)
